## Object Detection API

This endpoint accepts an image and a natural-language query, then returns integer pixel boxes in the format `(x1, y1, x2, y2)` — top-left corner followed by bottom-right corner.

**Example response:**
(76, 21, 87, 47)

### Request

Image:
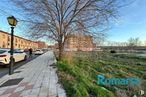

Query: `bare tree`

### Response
(12, 0, 122, 60)
(127, 37, 142, 46)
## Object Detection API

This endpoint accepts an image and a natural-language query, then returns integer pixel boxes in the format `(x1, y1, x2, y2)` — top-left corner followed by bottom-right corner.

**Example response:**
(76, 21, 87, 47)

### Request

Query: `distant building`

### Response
(0, 30, 48, 49)
(48, 45, 55, 49)
(64, 34, 95, 51)
(36, 41, 48, 49)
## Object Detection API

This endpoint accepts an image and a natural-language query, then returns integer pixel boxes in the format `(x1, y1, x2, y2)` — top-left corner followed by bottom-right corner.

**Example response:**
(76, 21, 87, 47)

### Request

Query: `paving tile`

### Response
(24, 84, 34, 90)
(0, 51, 66, 97)
(0, 93, 11, 97)
(0, 86, 9, 91)
(57, 87, 66, 97)
(2, 87, 16, 95)
(9, 92, 21, 97)
(20, 89, 31, 96)
(18, 82, 29, 87)
(29, 88, 40, 97)
(0, 90, 5, 95)
(14, 86, 25, 92)
(38, 87, 49, 97)
(58, 92, 66, 97)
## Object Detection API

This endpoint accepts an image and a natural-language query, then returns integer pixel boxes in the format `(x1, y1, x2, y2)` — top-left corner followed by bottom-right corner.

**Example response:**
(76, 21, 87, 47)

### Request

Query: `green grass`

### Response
(56, 51, 146, 97)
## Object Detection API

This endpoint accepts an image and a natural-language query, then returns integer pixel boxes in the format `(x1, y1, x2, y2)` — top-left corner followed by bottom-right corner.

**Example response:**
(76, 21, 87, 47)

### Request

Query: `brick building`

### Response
(0, 30, 48, 49)
(64, 34, 95, 51)
(36, 41, 48, 49)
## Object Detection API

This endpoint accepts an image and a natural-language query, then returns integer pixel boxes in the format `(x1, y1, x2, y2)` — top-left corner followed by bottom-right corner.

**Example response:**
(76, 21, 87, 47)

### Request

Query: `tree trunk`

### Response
(58, 42, 64, 61)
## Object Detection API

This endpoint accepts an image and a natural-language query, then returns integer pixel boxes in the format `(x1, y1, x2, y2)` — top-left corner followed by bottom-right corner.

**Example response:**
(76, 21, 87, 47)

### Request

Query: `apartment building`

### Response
(64, 34, 95, 51)
(0, 30, 48, 49)
(37, 41, 48, 49)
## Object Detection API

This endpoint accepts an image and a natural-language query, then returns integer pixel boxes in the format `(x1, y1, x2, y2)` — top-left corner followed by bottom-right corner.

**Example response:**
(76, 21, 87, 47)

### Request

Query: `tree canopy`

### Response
(12, 0, 128, 60)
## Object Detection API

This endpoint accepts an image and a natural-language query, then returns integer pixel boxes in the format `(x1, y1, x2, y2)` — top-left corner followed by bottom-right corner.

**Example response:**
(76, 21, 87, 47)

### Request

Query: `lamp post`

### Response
(7, 16, 17, 75)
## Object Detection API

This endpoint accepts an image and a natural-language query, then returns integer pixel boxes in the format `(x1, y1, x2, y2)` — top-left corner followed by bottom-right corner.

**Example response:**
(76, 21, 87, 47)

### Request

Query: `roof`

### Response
(0, 30, 35, 42)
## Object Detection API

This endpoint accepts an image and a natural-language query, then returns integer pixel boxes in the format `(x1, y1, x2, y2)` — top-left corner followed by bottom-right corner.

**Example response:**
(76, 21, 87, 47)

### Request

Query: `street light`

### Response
(7, 16, 17, 75)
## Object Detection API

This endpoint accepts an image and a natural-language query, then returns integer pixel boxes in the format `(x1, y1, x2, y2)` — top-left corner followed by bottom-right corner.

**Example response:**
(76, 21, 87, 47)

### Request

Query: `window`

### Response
(8, 36, 10, 41)
(15, 38, 17, 43)
(3, 34, 5, 39)
(2, 42, 5, 48)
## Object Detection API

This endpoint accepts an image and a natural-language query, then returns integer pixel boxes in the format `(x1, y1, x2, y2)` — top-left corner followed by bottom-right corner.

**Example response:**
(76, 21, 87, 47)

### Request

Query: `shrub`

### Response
(142, 74, 146, 80)
(110, 50, 116, 53)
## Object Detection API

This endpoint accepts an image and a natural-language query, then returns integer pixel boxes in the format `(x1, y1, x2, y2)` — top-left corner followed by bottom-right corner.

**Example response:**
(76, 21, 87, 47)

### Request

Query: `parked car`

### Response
(42, 48, 49, 52)
(16, 49, 24, 52)
(34, 49, 44, 55)
(24, 49, 29, 52)
(0, 48, 27, 65)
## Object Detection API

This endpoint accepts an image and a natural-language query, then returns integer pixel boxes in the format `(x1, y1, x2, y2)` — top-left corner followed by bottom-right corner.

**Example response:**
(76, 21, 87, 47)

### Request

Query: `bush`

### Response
(142, 74, 146, 80)
(110, 50, 116, 53)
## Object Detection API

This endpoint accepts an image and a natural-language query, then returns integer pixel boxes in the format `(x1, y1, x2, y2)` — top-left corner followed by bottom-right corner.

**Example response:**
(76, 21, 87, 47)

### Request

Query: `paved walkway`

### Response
(0, 51, 66, 97)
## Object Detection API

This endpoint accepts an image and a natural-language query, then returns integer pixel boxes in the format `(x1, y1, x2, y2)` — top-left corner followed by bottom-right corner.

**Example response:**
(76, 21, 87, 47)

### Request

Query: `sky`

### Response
(0, 0, 146, 44)
(107, 0, 146, 42)
(0, 0, 26, 37)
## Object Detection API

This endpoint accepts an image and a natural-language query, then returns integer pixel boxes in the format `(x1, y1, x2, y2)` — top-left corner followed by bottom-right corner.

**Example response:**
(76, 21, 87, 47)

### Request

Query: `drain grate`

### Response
(0, 78, 23, 87)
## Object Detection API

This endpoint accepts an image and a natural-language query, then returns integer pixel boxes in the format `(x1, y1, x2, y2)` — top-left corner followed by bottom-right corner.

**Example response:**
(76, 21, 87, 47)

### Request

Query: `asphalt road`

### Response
(0, 54, 40, 78)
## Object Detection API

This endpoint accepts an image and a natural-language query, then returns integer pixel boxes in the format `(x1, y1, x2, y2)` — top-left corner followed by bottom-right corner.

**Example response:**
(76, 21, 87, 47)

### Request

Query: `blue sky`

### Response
(107, 0, 146, 42)
(0, 0, 24, 36)
(0, 0, 146, 43)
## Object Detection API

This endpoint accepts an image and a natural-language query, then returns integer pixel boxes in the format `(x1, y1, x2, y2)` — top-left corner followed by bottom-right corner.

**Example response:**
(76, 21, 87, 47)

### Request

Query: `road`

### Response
(0, 54, 40, 78)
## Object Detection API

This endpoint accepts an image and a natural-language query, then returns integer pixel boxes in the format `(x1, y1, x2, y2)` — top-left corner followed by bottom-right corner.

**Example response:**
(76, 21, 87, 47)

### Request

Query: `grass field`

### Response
(56, 51, 146, 97)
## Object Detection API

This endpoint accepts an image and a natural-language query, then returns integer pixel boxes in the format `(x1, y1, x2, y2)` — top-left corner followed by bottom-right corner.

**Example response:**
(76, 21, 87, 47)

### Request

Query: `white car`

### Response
(0, 48, 27, 65)
(34, 49, 43, 55)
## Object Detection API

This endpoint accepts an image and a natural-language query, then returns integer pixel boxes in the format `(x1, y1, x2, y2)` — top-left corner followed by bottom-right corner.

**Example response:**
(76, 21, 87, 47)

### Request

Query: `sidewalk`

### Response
(0, 51, 66, 97)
